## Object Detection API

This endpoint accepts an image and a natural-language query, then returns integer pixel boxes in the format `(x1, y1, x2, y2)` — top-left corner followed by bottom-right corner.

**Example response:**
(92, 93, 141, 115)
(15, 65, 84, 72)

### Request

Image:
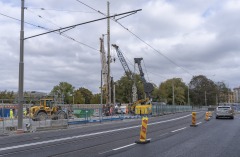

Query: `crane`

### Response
(134, 58, 154, 98)
(132, 58, 154, 115)
(112, 44, 137, 103)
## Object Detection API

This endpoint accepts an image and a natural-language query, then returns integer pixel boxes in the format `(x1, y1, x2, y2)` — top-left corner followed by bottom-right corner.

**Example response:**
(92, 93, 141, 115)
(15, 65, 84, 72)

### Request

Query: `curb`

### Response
(35, 125, 68, 132)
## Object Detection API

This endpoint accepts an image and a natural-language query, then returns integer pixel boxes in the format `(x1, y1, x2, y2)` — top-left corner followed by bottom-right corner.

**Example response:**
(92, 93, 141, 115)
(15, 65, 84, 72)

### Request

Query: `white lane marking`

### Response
(112, 143, 136, 151)
(148, 114, 191, 126)
(171, 127, 187, 133)
(159, 133, 169, 137)
(98, 150, 113, 155)
(196, 122, 202, 125)
(100, 138, 152, 154)
(0, 114, 191, 152)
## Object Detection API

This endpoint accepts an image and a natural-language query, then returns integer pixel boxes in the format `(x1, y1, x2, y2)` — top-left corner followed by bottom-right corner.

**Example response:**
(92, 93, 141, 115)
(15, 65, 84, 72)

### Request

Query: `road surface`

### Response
(0, 111, 239, 157)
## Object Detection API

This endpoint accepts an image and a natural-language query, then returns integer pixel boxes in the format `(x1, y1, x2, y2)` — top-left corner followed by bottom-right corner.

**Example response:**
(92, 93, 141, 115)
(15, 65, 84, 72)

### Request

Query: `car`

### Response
(215, 106, 234, 119)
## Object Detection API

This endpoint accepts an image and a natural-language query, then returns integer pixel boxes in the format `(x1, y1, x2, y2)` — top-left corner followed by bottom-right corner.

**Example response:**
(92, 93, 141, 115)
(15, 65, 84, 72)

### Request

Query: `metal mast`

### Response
(107, 1, 111, 104)
(17, 0, 25, 132)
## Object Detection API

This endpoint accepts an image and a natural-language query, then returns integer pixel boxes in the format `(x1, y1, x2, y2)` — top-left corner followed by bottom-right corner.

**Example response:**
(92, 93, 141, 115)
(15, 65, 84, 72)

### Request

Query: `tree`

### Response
(189, 75, 217, 106)
(115, 75, 133, 103)
(72, 90, 83, 104)
(90, 93, 101, 104)
(159, 78, 187, 105)
(115, 74, 145, 103)
(216, 81, 230, 104)
(0, 90, 15, 103)
(50, 82, 75, 104)
(151, 83, 160, 102)
(76, 87, 93, 104)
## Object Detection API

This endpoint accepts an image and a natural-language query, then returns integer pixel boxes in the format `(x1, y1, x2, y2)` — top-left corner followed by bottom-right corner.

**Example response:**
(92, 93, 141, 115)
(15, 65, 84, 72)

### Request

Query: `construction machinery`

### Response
(131, 58, 154, 115)
(112, 44, 137, 103)
(111, 45, 153, 115)
(100, 36, 112, 116)
(29, 98, 67, 121)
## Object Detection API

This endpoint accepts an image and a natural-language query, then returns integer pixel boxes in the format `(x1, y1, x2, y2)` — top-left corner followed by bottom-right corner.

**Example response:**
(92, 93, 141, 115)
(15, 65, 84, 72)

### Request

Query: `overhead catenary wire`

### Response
(23, 9, 142, 40)
(74, 0, 194, 77)
(24, 7, 97, 13)
(25, 7, 98, 51)
(0, 12, 99, 51)
(25, 7, 61, 29)
(0, 12, 46, 29)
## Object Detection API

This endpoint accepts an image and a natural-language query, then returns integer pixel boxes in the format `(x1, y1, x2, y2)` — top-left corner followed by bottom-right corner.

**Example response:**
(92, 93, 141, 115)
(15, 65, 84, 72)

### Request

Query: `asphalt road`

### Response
(0, 111, 239, 157)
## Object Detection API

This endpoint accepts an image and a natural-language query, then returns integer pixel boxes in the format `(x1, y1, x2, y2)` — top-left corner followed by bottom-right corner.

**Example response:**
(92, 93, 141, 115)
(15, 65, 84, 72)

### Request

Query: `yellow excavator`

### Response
(29, 98, 67, 121)
(130, 98, 152, 115)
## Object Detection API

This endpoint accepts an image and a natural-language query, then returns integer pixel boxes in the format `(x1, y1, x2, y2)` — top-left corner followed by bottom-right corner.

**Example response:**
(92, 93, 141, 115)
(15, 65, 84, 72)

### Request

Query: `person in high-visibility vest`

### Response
(10, 109, 14, 119)
(24, 110, 27, 117)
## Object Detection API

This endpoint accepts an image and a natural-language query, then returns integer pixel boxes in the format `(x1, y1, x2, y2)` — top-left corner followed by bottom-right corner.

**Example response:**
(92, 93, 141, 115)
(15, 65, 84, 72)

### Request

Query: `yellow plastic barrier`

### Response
(208, 111, 212, 117)
(135, 117, 150, 144)
(190, 112, 198, 127)
(205, 112, 209, 121)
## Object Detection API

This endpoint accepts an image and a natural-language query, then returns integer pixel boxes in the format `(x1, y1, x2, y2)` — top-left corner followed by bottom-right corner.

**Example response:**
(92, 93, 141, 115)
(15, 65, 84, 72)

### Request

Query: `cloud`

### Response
(0, 0, 239, 94)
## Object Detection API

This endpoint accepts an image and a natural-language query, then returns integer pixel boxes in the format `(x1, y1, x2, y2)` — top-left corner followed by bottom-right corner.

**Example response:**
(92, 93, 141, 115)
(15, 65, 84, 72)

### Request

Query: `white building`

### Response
(233, 87, 240, 103)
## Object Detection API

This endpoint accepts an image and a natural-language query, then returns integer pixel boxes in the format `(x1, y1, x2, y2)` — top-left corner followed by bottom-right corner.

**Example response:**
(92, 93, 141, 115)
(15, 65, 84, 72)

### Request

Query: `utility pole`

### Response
(205, 91, 207, 106)
(107, 1, 111, 104)
(172, 81, 175, 105)
(17, 0, 25, 133)
(133, 64, 137, 103)
(216, 94, 218, 106)
(101, 70, 103, 106)
(188, 85, 190, 105)
(113, 83, 116, 105)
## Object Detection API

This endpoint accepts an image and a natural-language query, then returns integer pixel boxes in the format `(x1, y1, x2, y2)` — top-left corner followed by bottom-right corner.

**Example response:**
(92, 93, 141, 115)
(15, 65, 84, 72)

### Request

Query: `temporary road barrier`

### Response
(205, 112, 209, 121)
(135, 116, 150, 144)
(190, 112, 198, 127)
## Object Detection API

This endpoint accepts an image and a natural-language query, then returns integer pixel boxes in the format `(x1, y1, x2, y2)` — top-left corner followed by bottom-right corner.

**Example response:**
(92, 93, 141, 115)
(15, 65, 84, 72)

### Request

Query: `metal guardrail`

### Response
(0, 103, 206, 135)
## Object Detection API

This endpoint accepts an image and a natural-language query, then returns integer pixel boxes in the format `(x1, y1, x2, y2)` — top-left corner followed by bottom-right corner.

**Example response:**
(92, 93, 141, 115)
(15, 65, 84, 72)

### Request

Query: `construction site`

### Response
(0, 0, 198, 135)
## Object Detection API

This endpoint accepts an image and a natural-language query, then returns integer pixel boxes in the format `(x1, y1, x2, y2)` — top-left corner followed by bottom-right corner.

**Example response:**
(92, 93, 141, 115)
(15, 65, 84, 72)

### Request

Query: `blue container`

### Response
(0, 108, 10, 117)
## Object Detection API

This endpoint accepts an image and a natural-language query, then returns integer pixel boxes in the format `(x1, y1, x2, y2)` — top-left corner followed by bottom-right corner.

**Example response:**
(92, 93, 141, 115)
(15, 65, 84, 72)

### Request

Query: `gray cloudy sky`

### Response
(0, 0, 240, 94)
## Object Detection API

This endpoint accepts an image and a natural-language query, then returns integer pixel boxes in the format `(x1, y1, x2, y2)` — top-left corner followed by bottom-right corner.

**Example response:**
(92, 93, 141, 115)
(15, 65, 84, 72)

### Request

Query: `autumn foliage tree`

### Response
(159, 78, 187, 105)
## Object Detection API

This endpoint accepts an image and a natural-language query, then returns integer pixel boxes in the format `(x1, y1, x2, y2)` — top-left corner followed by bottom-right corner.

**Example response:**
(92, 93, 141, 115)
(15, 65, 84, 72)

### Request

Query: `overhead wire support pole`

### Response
(17, 0, 25, 133)
(24, 9, 142, 40)
(107, 1, 111, 104)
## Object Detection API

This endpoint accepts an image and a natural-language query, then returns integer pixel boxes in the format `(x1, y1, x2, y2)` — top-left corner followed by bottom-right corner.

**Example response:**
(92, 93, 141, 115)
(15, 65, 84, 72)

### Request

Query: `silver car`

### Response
(216, 106, 234, 119)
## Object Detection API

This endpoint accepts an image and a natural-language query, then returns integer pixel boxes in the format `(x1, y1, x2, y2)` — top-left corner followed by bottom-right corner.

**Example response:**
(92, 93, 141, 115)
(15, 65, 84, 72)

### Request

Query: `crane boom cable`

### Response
(142, 59, 150, 82)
